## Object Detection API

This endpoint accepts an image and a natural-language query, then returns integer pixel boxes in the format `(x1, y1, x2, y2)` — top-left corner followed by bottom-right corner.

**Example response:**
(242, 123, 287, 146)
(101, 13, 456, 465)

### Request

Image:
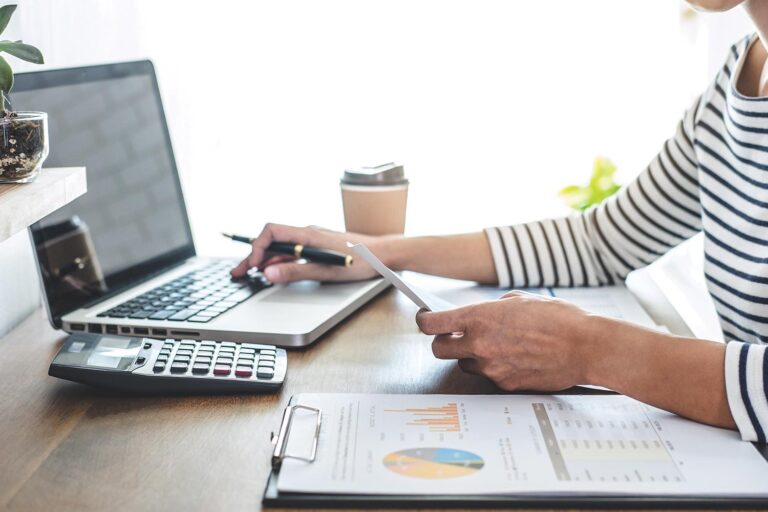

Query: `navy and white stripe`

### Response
(485, 34, 768, 442)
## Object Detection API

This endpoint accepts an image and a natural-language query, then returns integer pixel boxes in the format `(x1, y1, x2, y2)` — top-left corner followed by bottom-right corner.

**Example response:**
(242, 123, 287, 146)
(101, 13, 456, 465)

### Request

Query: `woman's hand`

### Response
(415, 290, 613, 391)
(230, 223, 388, 284)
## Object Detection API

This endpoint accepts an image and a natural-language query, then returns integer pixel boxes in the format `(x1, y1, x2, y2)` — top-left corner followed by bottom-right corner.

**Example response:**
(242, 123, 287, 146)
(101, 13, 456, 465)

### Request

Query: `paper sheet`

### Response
(348, 242, 455, 311)
(278, 393, 768, 497)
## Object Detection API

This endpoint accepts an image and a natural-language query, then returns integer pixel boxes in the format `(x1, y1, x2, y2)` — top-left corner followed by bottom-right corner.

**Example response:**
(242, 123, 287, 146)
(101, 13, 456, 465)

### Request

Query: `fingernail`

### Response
(264, 267, 280, 281)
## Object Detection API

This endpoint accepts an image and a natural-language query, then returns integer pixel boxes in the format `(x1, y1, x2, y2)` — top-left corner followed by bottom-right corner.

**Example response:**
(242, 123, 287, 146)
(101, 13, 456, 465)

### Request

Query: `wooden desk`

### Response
(0, 286, 510, 512)
(0, 277, 691, 512)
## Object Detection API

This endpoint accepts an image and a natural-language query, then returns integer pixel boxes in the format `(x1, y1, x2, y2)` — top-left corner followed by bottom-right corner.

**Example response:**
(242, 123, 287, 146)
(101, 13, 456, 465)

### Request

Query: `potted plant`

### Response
(0, 4, 45, 184)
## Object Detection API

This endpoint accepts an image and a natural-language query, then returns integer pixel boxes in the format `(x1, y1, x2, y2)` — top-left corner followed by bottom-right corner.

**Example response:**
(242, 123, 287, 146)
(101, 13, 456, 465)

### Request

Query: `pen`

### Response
(221, 233, 354, 267)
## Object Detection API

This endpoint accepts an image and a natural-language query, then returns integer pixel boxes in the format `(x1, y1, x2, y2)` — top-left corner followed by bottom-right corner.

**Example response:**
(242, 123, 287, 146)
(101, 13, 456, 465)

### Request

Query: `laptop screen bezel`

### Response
(21, 60, 197, 328)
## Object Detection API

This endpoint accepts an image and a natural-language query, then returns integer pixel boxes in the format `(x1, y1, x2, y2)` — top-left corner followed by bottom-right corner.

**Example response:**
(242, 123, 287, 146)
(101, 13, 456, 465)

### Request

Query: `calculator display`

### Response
(56, 335, 141, 370)
(86, 337, 141, 369)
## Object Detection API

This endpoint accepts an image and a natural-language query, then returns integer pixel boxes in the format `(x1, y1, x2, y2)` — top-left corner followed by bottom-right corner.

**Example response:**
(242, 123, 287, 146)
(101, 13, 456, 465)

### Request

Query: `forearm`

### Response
(371, 232, 498, 285)
(586, 317, 736, 429)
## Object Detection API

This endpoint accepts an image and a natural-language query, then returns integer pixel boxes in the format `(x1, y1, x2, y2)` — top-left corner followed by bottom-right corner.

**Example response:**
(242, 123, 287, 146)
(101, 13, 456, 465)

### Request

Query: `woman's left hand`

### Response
(415, 291, 615, 391)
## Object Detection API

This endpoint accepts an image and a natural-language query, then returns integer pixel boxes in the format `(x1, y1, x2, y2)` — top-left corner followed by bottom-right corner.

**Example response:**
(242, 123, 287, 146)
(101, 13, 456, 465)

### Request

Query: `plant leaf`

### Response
(0, 54, 13, 94)
(0, 41, 43, 63)
(0, 5, 16, 37)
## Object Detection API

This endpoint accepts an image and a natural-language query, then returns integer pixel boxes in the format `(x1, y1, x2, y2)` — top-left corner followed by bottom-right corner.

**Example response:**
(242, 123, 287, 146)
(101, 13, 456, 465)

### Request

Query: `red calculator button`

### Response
(235, 367, 253, 378)
(213, 365, 231, 376)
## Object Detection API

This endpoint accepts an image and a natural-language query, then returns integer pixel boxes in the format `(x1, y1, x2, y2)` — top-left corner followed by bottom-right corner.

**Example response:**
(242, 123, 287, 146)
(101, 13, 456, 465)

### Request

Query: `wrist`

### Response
(580, 315, 633, 388)
(367, 235, 409, 271)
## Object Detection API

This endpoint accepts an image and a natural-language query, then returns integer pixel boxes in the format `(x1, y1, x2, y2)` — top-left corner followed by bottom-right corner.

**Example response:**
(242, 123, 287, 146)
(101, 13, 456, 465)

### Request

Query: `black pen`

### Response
(221, 232, 353, 267)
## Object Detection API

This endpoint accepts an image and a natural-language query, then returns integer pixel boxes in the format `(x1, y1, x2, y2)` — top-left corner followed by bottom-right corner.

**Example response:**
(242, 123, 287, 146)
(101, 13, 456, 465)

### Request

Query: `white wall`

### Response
(0, 0, 147, 335)
(0, 1, 755, 336)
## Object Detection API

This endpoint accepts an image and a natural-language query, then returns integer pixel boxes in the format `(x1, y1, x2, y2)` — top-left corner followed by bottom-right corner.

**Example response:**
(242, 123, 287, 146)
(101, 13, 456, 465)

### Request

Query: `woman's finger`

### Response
(431, 332, 474, 360)
(260, 255, 296, 269)
(416, 307, 471, 335)
(263, 261, 341, 283)
(230, 257, 251, 277)
(457, 358, 482, 375)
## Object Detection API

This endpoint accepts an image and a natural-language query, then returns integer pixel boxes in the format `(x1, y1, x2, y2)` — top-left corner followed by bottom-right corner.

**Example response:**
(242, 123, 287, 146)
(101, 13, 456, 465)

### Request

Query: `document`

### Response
(348, 242, 454, 311)
(278, 393, 768, 497)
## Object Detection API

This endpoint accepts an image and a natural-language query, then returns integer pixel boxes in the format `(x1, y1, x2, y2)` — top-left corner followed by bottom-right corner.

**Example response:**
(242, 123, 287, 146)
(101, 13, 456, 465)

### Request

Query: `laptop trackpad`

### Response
(260, 281, 365, 305)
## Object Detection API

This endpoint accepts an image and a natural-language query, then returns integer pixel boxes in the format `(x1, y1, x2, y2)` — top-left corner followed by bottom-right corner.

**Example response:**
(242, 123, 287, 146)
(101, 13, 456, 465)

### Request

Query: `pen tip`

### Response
(221, 232, 232, 238)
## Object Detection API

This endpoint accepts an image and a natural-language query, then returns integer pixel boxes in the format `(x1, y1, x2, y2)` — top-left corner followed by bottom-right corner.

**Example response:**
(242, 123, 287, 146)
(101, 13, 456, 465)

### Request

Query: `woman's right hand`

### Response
(229, 223, 385, 284)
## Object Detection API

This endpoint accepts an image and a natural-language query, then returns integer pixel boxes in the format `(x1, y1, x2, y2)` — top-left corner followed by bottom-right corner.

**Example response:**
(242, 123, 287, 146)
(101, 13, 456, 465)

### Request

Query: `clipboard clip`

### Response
(270, 404, 322, 470)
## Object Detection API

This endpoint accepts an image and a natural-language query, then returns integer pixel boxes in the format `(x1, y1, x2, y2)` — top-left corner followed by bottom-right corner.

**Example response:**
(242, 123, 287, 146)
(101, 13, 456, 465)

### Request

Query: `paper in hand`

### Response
(347, 242, 454, 312)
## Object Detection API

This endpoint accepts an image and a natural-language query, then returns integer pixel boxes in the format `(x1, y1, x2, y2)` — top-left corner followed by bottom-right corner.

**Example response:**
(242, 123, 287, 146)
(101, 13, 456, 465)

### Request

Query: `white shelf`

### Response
(0, 167, 87, 244)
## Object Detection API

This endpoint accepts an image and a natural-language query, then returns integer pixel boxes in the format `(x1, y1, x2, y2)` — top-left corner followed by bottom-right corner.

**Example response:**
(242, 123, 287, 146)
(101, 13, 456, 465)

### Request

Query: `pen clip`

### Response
(271, 404, 322, 470)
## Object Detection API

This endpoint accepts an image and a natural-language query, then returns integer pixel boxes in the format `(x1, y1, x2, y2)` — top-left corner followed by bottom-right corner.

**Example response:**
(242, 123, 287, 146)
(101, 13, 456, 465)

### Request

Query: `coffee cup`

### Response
(340, 163, 408, 236)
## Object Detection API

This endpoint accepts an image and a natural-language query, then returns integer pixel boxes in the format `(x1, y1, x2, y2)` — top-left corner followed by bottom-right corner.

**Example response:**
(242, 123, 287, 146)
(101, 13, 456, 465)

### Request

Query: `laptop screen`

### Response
(19, 61, 195, 326)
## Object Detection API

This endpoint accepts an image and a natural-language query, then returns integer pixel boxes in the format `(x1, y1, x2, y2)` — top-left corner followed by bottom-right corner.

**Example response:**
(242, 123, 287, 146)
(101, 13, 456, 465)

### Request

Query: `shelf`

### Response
(0, 167, 87, 244)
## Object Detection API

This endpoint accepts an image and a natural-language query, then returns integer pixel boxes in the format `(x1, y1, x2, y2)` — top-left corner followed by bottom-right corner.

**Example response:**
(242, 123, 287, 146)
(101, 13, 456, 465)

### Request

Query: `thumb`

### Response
(263, 262, 341, 283)
(416, 307, 471, 335)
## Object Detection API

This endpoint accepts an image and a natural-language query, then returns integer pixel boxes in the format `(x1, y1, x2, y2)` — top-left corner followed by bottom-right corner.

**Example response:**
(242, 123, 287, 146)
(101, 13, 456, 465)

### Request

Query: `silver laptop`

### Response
(20, 60, 387, 347)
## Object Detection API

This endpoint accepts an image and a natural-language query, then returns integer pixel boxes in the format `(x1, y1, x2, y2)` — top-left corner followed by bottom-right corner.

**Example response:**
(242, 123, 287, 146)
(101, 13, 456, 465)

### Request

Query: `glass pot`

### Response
(0, 111, 49, 184)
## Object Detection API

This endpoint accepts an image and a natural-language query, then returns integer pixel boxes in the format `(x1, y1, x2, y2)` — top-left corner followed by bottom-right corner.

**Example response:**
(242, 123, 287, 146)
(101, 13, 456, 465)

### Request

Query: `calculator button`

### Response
(135, 356, 147, 365)
(239, 348, 256, 355)
(260, 350, 277, 356)
(170, 363, 188, 374)
(192, 364, 210, 375)
(188, 316, 213, 323)
(257, 368, 274, 379)
(213, 365, 231, 376)
(143, 342, 152, 350)
(237, 355, 255, 362)
(221, 342, 236, 348)
(194, 356, 212, 363)
(201, 341, 216, 347)
(258, 361, 276, 369)
(156, 354, 168, 362)
(241, 343, 260, 350)
(176, 348, 193, 355)
(216, 357, 233, 365)
(235, 367, 253, 377)
(259, 354, 276, 361)
(153, 363, 166, 373)
(174, 355, 191, 363)
(160, 349, 171, 357)
(219, 346, 235, 353)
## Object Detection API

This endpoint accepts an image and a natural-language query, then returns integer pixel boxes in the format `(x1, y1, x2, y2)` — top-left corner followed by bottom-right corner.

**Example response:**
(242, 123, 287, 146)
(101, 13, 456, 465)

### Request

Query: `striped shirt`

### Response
(484, 34, 768, 443)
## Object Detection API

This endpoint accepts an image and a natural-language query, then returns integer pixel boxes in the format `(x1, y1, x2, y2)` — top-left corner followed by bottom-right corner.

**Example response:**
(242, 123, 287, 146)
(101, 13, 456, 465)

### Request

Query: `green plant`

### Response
(559, 157, 621, 212)
(0, 4, 43, 114)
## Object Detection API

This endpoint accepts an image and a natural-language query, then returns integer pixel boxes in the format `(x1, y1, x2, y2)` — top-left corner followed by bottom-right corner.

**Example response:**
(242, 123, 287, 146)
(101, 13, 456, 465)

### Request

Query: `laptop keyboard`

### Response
(97, 261, 271, 323)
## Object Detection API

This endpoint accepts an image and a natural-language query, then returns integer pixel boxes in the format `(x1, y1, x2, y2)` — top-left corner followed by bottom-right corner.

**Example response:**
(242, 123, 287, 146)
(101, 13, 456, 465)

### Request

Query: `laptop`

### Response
(18, 60, 388, 347)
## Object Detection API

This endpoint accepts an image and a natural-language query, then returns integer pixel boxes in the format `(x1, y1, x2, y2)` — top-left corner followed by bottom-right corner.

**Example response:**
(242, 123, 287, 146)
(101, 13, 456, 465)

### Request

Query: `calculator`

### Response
(49, 333, 287, 393)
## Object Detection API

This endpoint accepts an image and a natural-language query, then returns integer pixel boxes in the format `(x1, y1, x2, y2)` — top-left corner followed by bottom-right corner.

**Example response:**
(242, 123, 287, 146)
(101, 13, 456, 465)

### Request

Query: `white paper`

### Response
(348, 242, 455, 311)
(277, 393, 768, 497)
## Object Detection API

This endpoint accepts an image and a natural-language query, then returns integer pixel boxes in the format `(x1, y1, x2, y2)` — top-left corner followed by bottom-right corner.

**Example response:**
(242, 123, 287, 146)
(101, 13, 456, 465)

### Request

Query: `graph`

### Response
(383, 448, 484, 479)
(384, 403, 461, 432)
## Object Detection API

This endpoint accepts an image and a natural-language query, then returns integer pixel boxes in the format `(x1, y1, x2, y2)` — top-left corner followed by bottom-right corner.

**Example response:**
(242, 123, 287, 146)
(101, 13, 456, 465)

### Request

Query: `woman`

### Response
(232, 0, 768, 442)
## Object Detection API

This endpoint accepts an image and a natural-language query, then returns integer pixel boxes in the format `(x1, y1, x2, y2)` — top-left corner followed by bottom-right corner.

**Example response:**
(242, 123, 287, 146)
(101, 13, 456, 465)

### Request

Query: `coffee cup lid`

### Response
(341, 162, 408, 186)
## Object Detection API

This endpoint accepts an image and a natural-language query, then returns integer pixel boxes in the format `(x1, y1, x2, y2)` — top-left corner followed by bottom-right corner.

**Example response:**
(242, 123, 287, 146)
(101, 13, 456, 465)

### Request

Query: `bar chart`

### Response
(384, 402, 462, 433)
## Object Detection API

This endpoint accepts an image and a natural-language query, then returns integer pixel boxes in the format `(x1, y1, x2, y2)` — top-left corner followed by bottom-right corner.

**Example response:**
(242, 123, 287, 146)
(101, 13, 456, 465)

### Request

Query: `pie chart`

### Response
(383, 448, 484, 479)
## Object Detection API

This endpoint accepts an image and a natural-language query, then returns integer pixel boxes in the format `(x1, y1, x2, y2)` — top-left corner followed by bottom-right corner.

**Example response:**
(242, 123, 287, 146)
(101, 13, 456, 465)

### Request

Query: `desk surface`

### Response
(0, 277, 689, 512)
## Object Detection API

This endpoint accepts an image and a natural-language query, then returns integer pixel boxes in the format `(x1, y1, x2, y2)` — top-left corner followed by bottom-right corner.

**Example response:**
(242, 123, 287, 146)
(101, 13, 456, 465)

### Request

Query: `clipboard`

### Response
(263, 396, 768, 509)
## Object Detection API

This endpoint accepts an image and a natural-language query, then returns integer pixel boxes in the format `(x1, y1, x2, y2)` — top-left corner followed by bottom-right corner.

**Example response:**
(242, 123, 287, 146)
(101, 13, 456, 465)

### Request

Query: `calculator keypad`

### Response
(150, 339, 280, 380)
